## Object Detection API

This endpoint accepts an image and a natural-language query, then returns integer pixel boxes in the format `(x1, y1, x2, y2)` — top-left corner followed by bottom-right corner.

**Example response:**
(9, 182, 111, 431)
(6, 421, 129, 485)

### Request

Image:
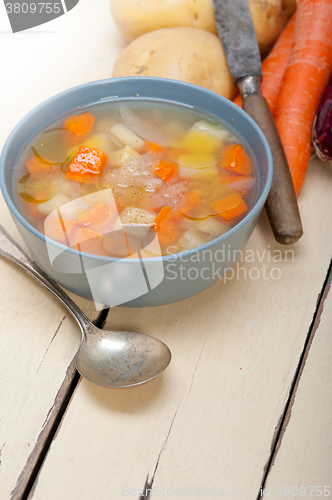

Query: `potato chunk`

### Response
(109, 124, 145, 151)
(119, 207, 156, 225)
(38, 193, 72, 216)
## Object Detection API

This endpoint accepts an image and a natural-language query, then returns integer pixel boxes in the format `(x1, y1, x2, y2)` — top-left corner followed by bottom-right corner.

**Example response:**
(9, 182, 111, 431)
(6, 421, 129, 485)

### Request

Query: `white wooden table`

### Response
(1, 2, 331, 499)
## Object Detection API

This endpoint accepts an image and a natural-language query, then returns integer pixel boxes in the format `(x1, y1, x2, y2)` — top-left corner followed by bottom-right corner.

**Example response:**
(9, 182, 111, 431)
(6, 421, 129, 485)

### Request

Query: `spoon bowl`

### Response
(0, 225, 171, 388)
(77, 327, 171, 387)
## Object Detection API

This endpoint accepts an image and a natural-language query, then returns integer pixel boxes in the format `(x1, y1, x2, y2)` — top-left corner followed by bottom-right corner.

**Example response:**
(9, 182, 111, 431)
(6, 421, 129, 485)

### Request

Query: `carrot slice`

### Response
(153, 160, 177, 181)
(211, 192, 247, 222)
(219, 145, 252, 176)
(65, 146, 107, 183)
(76, 203, 110, 228)
(44, 217, 76, 245)
(153, 206, 171, 231)
(155, 209, 182, 246)
(63, 112, 95, 136)
(28, 204, 41, 218)
(179, 192, 201, 218)
(143, 141, 165, 154)
(274, 0, 332, 194)
(26, 156, 57, 176)
(76, 235, 106, 256)
(220, 200, 248, 222)
(233, 13, 296, 113)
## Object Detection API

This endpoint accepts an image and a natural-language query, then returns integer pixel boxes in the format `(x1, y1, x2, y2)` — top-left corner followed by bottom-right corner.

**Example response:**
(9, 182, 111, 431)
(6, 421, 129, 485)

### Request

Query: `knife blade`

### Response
(213, 0, 303, 245)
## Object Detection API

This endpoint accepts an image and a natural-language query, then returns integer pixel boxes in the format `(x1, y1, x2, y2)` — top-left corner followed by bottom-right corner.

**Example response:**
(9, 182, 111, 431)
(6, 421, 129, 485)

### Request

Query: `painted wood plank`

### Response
(28, 157, 332, 499)
(0, 1, 125, 497)
(263, 268, 332, 499)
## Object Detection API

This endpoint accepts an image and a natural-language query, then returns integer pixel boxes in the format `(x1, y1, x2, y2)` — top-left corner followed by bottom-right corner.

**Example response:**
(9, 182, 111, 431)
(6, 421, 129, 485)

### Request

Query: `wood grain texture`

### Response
(28, 158, 332, 499)
(0, 1, 125, 498)
(264, 266, 332, 498)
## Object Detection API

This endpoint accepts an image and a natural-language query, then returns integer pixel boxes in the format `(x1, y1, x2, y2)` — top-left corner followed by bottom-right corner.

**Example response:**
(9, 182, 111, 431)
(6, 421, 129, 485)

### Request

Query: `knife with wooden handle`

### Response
(212, 0, 303, 245)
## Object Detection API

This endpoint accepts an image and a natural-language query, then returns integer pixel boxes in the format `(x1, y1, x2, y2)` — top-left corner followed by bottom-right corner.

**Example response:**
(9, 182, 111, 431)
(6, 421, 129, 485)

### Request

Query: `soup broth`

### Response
(14, 100, 257, 258)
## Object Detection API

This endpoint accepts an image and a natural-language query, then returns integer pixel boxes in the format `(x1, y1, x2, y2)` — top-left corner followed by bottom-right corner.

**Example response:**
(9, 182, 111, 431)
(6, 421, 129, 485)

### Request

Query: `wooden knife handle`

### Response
(241, 91, 303, 245)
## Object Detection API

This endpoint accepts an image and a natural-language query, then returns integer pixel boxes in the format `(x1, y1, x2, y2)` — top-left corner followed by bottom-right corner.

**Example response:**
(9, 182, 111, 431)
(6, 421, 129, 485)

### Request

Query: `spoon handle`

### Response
(0, 224, 93, 334)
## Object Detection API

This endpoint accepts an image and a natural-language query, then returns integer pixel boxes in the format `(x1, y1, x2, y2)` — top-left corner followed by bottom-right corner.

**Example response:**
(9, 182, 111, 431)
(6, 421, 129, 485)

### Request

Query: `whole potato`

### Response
(249, 0, 284, 54)
(111, 0, 217, 41)
(111, 0, 287, 54)
(112, 27, 236, 99)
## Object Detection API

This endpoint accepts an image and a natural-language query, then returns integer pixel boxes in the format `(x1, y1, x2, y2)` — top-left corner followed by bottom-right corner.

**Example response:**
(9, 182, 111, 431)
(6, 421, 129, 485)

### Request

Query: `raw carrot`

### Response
(233, 13, 296, 113)
(63, 112, 95, 136)
(153, 160, 177, 181)
(274, 0, 332, 194)
(219, 145, 252, 176)
(153, 206, 171, 231)
(66, 146, 107, 182)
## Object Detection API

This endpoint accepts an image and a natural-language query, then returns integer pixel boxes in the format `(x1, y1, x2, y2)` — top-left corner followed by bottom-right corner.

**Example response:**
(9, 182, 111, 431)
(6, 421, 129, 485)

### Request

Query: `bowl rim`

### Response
(0, 76, 273, 263)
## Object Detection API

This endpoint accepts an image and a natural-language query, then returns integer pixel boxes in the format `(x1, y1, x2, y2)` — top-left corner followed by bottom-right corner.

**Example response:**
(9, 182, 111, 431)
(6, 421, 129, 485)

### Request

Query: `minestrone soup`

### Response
(15, 101, 257, 257)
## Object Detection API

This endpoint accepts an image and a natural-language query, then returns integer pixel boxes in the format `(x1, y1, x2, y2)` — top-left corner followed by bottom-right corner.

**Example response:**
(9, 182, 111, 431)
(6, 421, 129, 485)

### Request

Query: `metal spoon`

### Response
(0, 224, 171, 388)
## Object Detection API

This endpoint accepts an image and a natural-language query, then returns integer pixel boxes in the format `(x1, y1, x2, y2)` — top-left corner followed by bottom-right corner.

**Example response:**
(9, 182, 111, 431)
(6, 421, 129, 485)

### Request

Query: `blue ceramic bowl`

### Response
(0, 77, 273, 307)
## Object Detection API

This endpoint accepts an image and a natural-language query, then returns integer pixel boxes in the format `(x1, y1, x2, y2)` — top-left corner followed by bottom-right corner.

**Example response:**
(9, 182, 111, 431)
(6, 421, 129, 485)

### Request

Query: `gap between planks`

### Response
(257, 257, 332, 500)
(11, 308, 109, 500)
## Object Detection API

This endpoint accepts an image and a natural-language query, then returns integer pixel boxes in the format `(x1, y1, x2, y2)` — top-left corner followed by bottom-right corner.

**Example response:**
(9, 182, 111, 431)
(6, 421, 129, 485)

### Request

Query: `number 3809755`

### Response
(5, 3, 62, 14)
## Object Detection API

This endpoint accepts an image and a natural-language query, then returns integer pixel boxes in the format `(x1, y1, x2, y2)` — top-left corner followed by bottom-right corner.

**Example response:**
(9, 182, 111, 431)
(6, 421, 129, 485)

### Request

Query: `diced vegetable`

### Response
(38, 193, 72, 215)
(118, 107, 170, 147)
(153, 160, 177, 181)
(109, 123, 145, 151)
(153, 206, 171, 231)
(143, 141, 165, 154)
(189, 120, 229, 142)
(17, 174, 59, 204)
(219, 145, 252, 176)
(65, 146, 107, 182)
(178, 229, 208, 250)
(63, 112, 95, 136)
(195, 218, 228, 238)
(44, 216, 76, 245)
(224, 175, 256, 194)
(76, 202, 110, 228)
(211, 192, 248, 222)
(179, 192, 200, 217)
(26, 156, 57, 176)
(77, 234, 106, 257)
(167, 130, 222, 168)
(178, 165, 219, 180)
(67, 133, 108, 157)
(109, 145, 141, 168)
(119, 207, 156, 225)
